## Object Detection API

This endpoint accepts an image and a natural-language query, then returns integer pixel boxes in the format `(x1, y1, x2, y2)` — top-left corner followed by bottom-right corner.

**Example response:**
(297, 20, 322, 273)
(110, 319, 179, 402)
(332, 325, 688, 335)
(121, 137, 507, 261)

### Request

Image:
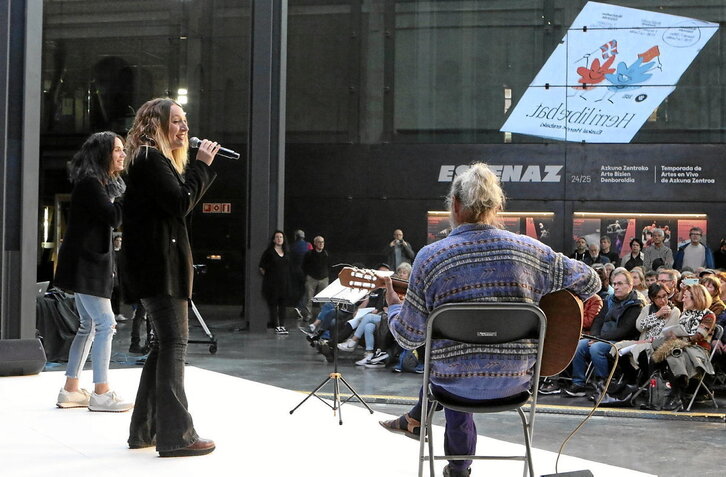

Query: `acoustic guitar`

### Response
(338, 267, 583, 377)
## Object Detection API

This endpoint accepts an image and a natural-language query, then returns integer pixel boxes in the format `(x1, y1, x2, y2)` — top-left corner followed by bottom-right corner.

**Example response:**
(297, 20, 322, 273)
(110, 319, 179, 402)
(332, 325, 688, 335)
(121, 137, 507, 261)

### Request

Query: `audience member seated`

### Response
(657, 268, 681, 310)
(593, 264, 613, 301)
(622, 238, 644, 271)
(337, 263, 411, 367)
(700, 275, 725, 318)
(615, 283, 680, 381)
(672, 271, 697, 311)
(570, 237, 588, 261)
(583, 242, 611, 267)
(604, 262, 616, 281)
(600, 235, 620, 266)
(650, 284, 716, 411)
(644, 270, 658, 287)
(565, 268, 644, 399)
(643, 228, 673, 271)
(630, 267, 649, 303)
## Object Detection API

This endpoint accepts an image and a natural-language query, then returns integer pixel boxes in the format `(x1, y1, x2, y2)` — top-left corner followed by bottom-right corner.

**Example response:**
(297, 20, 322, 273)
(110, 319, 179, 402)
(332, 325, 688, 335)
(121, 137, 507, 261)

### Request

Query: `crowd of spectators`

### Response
(542, 228, 726, 410)
(273, 226, 726, 411)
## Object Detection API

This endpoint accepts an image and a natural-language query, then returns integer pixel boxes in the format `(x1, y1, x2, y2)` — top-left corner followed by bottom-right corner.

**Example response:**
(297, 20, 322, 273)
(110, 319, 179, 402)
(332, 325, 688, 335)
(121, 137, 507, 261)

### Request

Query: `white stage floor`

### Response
(0, 367, 654, 477)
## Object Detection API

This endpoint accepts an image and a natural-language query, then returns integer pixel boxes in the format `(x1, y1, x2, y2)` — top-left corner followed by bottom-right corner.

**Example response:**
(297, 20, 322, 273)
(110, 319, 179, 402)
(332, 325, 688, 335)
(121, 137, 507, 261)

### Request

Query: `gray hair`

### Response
(446, 163, 506, 222)
(294, 229, 305, 239)
(652, 228, 664, 237)
(612, 267, 633, 285)
(396, 262, 412, 276)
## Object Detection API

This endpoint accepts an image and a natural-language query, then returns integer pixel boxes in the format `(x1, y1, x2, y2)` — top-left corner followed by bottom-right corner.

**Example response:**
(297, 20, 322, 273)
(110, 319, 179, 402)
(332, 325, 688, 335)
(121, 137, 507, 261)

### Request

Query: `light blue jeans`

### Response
(353, 313, 381, 351)
(65, 293, 116, 384)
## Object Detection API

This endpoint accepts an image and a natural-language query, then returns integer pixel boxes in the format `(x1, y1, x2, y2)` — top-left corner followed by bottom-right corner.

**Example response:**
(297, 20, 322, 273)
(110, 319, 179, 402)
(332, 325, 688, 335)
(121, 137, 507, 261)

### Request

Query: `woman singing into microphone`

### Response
(122, 98, 220, 457)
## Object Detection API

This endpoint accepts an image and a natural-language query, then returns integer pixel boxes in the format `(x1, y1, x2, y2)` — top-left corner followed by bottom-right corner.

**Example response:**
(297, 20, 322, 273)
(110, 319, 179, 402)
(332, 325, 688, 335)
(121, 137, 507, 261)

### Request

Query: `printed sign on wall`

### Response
(501, 1, 718, 143)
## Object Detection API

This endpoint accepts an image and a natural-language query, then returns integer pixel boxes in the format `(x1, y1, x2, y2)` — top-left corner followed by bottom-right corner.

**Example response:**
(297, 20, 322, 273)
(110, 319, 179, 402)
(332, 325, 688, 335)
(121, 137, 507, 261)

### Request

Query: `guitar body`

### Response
(338, 267, 584, 377)
(538, 289, 583, 377)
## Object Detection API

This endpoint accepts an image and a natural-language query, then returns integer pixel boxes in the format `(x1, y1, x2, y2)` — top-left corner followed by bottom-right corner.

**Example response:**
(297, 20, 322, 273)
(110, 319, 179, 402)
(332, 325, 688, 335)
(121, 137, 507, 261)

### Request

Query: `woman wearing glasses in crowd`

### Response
(122, 98, 220, 457)
(54, 132, 133, 412)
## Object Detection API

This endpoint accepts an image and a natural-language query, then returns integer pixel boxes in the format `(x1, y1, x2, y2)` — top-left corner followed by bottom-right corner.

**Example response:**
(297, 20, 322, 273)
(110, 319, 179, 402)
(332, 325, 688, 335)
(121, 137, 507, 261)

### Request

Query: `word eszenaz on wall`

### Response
(439, 165, 563, 183)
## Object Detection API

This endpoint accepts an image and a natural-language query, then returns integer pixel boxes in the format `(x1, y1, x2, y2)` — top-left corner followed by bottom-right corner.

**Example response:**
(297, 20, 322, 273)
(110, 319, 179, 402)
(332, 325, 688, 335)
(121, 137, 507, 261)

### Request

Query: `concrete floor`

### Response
(60, 304, 726, 477)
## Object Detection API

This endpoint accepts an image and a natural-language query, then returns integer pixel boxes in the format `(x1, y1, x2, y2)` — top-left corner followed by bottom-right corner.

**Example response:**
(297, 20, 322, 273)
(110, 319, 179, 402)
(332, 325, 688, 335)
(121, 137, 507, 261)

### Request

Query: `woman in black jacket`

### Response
(259, 230, 292, 334)
(54, 131, 133, 412)
(623, 238, 645, 271)
(122, 98, 219, 457)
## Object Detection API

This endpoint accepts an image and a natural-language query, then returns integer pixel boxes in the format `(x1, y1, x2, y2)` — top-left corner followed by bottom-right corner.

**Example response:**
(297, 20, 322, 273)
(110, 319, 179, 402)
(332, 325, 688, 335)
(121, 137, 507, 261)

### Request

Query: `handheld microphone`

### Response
(189, 137, 240, 160)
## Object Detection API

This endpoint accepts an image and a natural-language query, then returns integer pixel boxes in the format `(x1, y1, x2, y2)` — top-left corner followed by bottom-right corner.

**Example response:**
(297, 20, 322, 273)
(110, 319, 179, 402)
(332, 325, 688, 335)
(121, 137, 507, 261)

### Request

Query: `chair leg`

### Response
(686, 376, 704, 411)
(427, 408, 436, 477)
(419, 405, 427, 477)
(517, 408, 534, 477)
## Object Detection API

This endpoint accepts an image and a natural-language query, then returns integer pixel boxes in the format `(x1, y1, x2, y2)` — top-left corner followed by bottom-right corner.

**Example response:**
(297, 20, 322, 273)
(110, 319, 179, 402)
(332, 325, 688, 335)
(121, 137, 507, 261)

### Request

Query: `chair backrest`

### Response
(710, 324, 724, 358)
(712, 324, 724, 343)
(427, 302, 545, 345)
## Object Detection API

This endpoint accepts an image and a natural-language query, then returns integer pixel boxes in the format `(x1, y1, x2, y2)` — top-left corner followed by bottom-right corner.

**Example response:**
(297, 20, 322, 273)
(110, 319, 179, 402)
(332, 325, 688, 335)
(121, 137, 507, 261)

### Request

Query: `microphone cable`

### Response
(553, 334, 619, 474)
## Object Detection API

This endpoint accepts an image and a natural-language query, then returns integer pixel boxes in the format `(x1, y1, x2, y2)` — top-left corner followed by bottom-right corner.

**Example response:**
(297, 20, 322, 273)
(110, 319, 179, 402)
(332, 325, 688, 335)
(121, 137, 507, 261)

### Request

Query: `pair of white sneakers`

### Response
(56, 388, 134, 412)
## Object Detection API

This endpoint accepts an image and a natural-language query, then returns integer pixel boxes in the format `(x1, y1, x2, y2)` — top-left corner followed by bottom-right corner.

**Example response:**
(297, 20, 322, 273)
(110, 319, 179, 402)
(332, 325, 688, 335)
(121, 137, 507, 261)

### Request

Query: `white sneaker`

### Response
(88, 391, 134, 412)
(275, 326, 289, 335)
(298, 324, 316, 338)
(337, 338, 357, 352)
(56, 388, 91, 408)
(355, 352, 374, 366)
(364, 361, 386, 369)
(369, 349, 389, 364)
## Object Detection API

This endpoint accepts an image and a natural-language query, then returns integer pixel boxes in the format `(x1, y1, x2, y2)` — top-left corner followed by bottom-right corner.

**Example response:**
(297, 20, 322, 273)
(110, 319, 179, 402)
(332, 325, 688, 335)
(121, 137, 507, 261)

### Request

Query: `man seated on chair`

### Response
(378, 162, 601, 477)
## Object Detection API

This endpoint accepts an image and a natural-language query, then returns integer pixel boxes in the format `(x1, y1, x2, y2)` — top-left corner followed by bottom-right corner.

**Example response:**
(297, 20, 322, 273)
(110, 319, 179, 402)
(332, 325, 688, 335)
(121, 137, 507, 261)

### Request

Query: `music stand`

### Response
(289, 279, 375, 424)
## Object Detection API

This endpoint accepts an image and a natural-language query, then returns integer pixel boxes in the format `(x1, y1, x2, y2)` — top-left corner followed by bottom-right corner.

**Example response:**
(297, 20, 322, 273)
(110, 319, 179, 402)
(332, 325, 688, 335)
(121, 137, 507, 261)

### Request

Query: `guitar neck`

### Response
(338, 267, 409, 295)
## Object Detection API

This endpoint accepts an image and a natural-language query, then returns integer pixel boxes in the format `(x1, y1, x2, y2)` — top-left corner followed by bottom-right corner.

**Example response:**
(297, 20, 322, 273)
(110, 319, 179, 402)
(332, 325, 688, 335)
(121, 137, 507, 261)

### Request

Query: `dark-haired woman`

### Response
(123, 98, 219, 457)
(54, 131, 133, 412)
(259, 230, 292, 334)
(623, 238, 644, 271)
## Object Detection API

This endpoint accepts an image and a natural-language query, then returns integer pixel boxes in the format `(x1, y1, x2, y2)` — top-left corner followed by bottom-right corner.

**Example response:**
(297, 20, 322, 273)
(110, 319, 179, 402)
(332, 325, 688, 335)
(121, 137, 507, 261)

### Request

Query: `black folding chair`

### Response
(418, 302, 547, 477)
(686, 324, 724, 411)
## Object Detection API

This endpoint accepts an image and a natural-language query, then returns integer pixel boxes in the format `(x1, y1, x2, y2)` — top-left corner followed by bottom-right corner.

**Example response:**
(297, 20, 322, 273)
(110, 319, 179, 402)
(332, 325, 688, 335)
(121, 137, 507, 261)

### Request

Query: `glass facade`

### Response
(286, 1, 725, 145)
(39, 0, 250, 302)
(37, 0, 726, 303)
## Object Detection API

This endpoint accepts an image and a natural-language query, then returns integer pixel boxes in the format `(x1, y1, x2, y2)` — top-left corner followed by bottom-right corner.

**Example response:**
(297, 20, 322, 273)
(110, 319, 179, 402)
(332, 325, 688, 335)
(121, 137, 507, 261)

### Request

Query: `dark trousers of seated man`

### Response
(408, 384, 480, 472)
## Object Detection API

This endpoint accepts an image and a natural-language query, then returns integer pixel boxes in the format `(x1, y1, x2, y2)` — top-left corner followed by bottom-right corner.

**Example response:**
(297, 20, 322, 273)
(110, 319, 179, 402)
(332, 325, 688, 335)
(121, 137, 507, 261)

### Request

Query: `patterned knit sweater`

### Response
(388, 223, 600, 400)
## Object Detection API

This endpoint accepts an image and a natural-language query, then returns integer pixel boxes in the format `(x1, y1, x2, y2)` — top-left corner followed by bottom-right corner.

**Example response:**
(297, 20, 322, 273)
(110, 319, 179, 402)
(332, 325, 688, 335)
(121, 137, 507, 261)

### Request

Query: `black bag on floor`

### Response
(35, 290, 80, 362)
(643, 370, 670, 410)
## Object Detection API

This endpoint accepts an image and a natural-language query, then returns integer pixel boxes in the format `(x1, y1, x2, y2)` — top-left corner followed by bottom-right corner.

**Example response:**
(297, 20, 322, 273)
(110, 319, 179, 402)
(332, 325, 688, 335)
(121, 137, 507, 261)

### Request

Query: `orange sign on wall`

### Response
(202, 203, 231, 214)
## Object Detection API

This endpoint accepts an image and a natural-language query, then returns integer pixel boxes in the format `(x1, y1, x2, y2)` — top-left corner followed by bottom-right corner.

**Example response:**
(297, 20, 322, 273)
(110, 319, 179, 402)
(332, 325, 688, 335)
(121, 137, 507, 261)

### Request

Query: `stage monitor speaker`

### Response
(0, 338, 47, 376)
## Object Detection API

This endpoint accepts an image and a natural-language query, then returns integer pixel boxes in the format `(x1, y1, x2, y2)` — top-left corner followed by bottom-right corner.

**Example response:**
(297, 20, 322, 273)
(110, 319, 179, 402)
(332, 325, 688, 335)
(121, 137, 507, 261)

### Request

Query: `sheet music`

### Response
(312, 279, 371, 305)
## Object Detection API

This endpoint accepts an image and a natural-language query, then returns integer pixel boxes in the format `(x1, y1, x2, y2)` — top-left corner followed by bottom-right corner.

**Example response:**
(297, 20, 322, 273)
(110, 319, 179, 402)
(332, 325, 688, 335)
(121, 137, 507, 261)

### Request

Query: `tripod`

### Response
(188, 299, 218, 354)
(290, 294, 374, 424)
(187, 265, 218, 354)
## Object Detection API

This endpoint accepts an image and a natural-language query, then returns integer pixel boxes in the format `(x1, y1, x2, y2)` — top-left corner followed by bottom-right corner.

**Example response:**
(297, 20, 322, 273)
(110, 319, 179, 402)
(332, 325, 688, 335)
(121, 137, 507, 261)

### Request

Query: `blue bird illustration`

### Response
(605, 57, 654, 91)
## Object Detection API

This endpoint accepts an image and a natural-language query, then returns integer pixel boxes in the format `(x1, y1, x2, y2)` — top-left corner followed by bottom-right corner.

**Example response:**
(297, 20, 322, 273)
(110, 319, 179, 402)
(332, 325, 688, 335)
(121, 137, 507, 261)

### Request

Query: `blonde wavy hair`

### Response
(683, 283, 712, 311)
(446, 163, 506, 226)
(126, 98, 188, 174)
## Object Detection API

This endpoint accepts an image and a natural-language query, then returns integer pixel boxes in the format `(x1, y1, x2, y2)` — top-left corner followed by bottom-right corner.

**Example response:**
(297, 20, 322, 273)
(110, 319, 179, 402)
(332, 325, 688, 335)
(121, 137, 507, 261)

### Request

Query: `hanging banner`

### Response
(501, 1, 718, 143)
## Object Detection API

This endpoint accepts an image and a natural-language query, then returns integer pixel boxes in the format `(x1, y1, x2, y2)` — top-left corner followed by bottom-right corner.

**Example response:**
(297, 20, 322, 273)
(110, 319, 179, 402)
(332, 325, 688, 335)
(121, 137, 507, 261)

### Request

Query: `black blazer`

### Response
(121, 147, 216, 301)
(54, 177, 123, 298)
